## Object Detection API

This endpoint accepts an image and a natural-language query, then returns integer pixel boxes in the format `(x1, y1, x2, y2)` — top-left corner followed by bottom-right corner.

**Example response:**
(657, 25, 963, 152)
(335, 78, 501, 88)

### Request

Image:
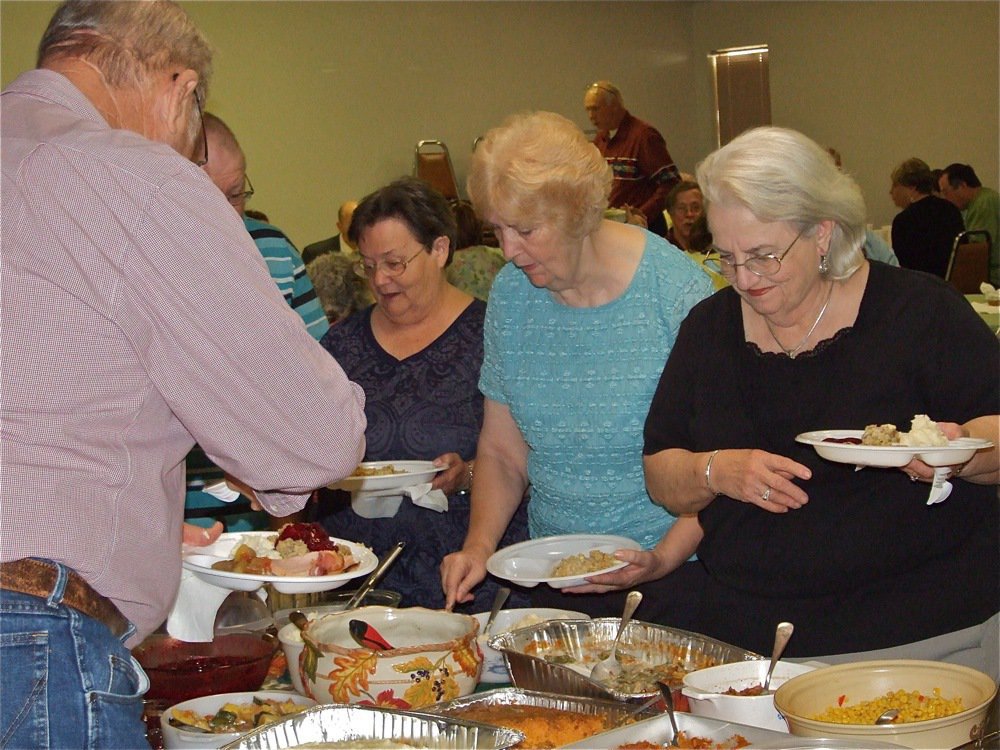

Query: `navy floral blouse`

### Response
(315, 300, 529, 611)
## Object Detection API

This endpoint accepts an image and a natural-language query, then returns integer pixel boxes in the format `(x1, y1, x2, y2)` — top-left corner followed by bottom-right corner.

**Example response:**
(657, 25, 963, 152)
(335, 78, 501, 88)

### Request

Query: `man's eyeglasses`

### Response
(226, 175, 254, 207)
(705, 226, 808, 278)
(192, 88, 208, 167)
(354, 248, 424, 279)
(172, 72, 208, 167)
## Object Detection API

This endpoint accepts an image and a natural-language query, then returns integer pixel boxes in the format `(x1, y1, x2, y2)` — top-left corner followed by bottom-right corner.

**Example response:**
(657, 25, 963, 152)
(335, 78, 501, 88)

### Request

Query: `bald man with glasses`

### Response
(202, 112, 329, 340)
(584, 80, 681, 237)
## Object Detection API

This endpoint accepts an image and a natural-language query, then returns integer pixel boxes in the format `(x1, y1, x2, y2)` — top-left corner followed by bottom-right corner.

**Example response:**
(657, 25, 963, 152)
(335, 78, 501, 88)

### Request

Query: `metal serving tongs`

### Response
(344, 541, 405, 610)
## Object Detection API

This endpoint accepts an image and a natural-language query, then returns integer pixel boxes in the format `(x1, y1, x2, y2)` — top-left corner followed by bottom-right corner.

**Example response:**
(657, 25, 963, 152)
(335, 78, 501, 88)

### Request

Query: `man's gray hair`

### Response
(697, 126, 866, 279)
(38, 0, 212, 99)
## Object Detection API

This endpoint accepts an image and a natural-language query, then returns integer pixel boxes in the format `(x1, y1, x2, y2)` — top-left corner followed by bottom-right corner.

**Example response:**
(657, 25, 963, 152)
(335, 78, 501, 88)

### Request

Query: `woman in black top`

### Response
(643, 128, 998, 676)
(890, 157, 964, 277)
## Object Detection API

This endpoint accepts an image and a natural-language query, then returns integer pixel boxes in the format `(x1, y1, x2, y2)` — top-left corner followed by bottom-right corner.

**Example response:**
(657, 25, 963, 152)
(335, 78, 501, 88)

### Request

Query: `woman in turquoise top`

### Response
(441, 112, 712, 624)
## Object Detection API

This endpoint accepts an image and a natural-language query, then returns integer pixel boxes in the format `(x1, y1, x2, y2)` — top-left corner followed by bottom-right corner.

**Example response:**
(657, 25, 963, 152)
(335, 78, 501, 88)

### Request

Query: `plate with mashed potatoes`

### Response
(797, 415, 991, 468)
(486, 534, 641, 589)
(330, 460, 446, 492)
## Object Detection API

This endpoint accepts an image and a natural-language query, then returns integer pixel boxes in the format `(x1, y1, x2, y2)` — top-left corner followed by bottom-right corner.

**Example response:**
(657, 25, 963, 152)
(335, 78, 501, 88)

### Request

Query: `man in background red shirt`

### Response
(585, 80, 680, 237)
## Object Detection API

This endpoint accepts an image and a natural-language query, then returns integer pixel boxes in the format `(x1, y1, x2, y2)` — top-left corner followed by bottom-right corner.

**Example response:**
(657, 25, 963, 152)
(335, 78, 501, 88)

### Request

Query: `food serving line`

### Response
(141, 448, 997, 750)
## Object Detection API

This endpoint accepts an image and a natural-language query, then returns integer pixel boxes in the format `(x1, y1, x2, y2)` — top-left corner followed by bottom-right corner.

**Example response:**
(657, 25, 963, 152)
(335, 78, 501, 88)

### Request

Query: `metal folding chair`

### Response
(946, 230, 991, 294)
(414, 140, 459, 200)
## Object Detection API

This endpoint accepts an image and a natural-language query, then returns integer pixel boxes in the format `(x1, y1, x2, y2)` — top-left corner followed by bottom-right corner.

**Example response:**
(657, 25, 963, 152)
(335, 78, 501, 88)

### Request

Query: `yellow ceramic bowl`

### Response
(299, 606, 482, 710)
(774, 659, 997, 749)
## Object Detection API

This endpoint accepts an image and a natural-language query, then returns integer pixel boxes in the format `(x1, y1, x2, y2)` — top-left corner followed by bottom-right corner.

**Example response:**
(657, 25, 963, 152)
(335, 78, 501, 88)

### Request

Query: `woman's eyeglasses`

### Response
(354, 248, 424, 278)
(705, 226, 807, 278)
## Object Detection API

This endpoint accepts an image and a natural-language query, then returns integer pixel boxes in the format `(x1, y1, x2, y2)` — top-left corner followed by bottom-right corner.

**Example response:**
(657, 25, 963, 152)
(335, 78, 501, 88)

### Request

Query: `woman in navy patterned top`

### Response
(315, 177, 528, 611)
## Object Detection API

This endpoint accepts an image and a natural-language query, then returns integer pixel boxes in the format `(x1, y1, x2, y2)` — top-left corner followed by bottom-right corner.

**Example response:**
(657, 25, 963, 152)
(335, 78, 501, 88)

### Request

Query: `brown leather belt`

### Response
(0, 558, 129, 639)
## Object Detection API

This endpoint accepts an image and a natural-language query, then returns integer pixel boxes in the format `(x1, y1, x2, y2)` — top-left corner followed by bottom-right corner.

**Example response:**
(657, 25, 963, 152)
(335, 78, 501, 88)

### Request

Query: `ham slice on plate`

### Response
(269, 549, 356, 577)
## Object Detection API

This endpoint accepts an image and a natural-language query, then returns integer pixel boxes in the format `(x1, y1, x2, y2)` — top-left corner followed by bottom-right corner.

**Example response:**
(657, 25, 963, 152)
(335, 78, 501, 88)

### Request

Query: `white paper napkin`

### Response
(408, 483, 448, 513)
(926, 467, 954, 505)
(202, 480, 240, 503)
(351, 483, 448, 519)
(165, 570, 234, 642)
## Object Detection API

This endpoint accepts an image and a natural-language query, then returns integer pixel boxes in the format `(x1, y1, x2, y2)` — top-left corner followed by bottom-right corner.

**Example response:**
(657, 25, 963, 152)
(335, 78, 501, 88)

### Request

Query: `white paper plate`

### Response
(182, 531, 376, 594)
(485, 534, 641, 589)
(330, 460, 446, 492)
(796, 430, 992, 468)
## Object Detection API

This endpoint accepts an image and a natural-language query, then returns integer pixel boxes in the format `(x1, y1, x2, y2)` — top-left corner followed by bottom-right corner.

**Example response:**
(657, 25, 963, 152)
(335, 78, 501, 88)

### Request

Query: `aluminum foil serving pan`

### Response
(426, 687, 660, 749)
(426, 686, 659, 725)
(220, 703, 524, 749)
(561, 711, 907, 749)
(489, 618, 760, 702)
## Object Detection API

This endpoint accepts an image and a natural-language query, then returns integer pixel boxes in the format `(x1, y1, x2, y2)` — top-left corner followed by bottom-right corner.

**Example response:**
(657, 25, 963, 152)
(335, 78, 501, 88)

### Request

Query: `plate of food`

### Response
(330, 460, 446, 492)
(486, 534, 641, 589)
(796, 418, 992, 469)
(182, 524, 377, 594)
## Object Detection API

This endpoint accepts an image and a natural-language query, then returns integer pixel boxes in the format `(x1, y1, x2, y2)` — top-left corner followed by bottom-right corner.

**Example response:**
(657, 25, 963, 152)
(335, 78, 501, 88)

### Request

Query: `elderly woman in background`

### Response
(643, 127, 998, 676)
(889, 157, 964, 278)
(665, 180, 704, 252)
(307, 252, 373, 324)
(441, 112, 712, 625)
(315, 177, 528, 611)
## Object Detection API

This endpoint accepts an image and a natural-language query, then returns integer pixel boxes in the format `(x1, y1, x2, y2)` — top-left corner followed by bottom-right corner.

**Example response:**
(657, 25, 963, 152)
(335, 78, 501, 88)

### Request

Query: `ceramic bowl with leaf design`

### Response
(298, 606, 482, 710)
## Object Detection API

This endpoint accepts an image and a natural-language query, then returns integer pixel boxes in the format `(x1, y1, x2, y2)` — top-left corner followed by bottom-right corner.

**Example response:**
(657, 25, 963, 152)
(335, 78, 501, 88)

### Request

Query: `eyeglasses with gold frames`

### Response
(354, 248, 424, 279)
(705, 226, 808, 278)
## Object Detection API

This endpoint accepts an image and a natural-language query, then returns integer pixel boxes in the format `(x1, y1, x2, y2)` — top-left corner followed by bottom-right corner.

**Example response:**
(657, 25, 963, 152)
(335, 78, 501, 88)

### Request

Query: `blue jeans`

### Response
(0, 562, 149, 749)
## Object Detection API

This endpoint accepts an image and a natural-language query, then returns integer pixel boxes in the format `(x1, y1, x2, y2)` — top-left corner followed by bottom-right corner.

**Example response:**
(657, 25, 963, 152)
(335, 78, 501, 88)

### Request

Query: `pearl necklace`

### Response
(765, 281, 834, 359)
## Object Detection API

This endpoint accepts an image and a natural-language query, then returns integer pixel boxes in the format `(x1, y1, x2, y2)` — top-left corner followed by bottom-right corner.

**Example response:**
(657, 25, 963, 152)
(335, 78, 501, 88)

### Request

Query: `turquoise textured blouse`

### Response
(480, 231, 712, 549)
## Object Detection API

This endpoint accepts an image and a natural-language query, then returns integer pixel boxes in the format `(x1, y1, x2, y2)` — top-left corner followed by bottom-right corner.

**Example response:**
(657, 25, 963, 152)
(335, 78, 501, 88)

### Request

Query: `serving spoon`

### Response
(657, 680, 681, 742)
(761, 621, 794, 692)
(590, 590, 642, 684)
(344, 541, 405, 610)
(875, 708, 901, 725)
(482, 586, 511, 639)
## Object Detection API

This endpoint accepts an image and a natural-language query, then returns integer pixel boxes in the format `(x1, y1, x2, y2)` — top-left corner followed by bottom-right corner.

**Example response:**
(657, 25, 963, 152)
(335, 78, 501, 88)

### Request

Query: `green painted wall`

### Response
(3, 1, 996, 243)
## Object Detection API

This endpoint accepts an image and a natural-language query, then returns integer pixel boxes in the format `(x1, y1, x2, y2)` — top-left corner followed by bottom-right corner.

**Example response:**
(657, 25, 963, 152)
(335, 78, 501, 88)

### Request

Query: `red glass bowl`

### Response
(134, 633, 275, 702)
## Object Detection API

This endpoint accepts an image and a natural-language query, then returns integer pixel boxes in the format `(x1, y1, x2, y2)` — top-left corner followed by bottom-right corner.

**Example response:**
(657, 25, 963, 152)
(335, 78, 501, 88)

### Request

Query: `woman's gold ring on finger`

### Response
(761, 487, 772, 502)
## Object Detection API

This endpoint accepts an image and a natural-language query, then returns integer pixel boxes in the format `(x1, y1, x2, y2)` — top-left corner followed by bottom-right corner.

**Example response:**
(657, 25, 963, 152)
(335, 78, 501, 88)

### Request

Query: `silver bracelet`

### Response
(705, 450, 721, 496)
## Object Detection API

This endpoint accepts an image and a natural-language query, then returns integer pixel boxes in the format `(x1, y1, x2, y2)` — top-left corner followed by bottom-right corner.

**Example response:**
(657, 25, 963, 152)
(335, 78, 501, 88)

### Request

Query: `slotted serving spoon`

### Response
(590, 590, 642, 684)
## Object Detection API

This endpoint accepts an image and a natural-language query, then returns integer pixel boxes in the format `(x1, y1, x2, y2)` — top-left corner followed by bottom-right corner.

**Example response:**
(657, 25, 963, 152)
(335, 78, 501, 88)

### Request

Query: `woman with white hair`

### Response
(643, 127, 999, 675)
